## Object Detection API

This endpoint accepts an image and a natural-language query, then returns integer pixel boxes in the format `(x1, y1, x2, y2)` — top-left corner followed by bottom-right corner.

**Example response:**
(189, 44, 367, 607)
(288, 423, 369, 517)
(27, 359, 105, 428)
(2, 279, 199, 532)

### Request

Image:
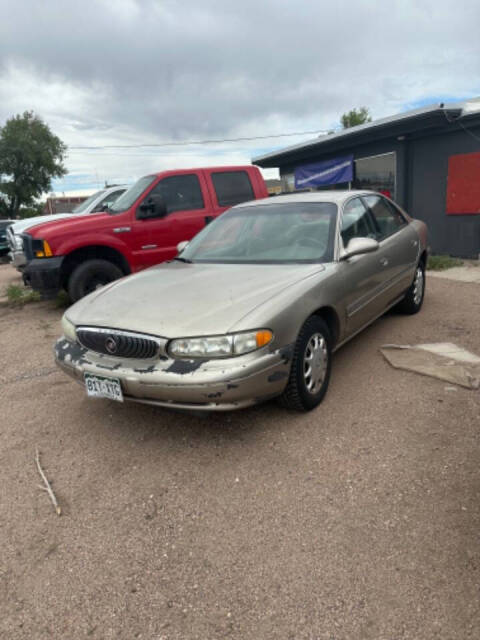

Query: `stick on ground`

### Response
(35, 447, 62, 516)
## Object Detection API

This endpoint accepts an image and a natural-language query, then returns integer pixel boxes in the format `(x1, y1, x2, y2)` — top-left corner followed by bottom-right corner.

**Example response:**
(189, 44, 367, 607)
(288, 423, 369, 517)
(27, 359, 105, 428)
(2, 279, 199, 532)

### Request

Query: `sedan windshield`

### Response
(181, 202, 338, 264)
(109, 175, 157, 214)
(72, 190, 105, 213)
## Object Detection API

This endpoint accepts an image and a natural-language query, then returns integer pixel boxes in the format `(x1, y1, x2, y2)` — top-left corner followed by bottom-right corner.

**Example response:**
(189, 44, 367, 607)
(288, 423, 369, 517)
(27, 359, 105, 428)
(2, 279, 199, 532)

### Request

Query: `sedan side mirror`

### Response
(177, 240, 189, 254)
(137, 195, 167, 220)
(340, 237, 379, 260)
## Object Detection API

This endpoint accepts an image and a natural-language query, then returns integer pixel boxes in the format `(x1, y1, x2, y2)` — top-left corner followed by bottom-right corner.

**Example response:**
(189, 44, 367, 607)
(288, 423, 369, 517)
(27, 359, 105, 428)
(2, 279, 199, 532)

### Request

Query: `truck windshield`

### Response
(109, 175, 157, 214)
(72, 190, 105, 213)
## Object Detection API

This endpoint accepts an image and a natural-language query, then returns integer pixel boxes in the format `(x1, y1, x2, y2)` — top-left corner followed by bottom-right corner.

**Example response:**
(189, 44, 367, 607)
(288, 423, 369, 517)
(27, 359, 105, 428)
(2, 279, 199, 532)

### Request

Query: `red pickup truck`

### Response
(23, 166, 268, 301)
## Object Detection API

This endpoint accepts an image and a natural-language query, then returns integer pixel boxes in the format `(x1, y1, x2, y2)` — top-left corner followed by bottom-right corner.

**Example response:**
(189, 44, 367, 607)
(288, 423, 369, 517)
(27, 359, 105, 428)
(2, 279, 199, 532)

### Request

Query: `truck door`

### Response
(131, 172, 212, 270)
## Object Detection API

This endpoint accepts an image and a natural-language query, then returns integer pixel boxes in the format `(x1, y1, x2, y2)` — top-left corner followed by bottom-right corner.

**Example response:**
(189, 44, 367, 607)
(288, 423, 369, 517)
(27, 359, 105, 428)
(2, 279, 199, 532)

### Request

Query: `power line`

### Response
(67, 128, 330, 151)
(458, 119, 480, 143)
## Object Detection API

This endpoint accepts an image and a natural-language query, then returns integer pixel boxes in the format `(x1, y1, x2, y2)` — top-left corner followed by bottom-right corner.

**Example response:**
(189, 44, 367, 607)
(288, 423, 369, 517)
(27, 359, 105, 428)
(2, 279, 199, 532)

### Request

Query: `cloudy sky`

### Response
(1, 0, 479, 194)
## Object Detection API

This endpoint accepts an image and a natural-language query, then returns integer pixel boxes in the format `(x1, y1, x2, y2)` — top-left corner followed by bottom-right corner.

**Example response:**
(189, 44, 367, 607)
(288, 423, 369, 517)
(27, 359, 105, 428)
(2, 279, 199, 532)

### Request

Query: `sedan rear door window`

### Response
(363, 194, 406, 241)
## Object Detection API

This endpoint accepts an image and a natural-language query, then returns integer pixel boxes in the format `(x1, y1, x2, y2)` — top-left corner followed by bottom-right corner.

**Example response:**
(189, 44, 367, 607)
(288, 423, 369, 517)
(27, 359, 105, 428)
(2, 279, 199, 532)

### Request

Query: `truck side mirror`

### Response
(137, 196, 167, 219)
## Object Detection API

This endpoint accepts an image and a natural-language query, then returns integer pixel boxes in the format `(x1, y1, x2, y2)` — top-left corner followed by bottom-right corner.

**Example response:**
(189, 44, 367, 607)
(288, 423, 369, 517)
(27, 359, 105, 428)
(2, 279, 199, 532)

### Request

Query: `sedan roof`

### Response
(235, 190, 375, 208)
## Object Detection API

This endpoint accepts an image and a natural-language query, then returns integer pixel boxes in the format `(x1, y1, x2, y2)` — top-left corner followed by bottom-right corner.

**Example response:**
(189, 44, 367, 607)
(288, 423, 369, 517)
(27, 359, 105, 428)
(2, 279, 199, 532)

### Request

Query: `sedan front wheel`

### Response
(279, 316, 332, 411)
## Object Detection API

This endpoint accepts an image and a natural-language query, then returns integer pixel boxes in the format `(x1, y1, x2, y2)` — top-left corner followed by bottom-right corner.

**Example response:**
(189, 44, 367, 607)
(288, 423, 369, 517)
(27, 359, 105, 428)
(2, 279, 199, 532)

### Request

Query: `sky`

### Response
(1, 0, 479, 195)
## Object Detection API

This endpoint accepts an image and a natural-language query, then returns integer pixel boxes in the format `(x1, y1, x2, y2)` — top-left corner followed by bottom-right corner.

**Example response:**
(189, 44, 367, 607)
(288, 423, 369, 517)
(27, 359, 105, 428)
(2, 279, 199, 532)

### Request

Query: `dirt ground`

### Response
(1, 262, 479, 640)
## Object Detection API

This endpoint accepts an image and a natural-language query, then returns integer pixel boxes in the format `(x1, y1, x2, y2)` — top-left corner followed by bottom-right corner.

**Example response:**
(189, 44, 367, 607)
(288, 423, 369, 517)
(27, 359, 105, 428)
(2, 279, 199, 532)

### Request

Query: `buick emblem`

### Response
(105, 336, 118, 354)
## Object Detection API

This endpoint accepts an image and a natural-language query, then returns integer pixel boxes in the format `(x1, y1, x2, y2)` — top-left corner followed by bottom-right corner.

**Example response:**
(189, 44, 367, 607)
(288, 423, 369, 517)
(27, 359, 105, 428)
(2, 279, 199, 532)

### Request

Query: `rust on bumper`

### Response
(54, 338, 292, 411)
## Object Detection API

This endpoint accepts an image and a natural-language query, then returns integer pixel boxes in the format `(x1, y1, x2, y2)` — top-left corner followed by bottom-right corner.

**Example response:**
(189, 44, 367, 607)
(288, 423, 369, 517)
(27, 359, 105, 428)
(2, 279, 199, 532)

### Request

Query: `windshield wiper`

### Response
(173, 257, 193, 263)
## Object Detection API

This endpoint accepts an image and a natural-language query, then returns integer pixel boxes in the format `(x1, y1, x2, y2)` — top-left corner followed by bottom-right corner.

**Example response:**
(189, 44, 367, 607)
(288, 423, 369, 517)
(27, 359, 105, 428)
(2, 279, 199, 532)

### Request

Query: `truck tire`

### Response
(68, 259, 123, 302)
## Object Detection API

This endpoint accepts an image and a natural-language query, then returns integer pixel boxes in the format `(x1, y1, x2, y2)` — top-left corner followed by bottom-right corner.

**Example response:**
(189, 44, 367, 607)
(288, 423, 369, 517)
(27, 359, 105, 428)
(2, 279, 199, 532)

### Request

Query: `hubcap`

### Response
(413, 267, 424, 305)
(303, 333, 328, 394)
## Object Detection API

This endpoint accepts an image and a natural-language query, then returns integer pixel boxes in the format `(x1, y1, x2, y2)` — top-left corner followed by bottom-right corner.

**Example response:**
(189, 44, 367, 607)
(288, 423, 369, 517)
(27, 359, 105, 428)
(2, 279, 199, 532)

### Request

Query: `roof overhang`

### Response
(253, 102, 468, 168)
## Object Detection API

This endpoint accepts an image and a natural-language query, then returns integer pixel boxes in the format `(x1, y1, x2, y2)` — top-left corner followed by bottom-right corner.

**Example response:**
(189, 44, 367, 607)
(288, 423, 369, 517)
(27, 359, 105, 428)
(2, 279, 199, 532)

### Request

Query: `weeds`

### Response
(54, 290, 70, 308)
(4, 284, 70, 308)
(427, 255, 463, 271)
(6, 284, 41, 305)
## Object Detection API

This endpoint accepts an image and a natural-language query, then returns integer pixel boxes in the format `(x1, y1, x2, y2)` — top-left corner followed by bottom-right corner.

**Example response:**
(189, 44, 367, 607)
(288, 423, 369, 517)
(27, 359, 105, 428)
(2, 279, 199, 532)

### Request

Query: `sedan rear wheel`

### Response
(279, 316, 332, 412)
(396, 261, 425, 314)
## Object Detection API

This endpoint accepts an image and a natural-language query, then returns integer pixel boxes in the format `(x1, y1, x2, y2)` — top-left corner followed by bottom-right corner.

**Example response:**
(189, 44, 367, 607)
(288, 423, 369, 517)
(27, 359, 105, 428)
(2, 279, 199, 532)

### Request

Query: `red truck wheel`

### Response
(68, 259, 123, 302)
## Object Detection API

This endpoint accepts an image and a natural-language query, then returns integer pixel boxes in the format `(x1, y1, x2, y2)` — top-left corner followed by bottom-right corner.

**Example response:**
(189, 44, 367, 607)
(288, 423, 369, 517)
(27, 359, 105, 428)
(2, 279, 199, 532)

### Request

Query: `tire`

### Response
(279, 316, 332, 412)
(396, 261, 425, 315)
(68, 259, 123, 302)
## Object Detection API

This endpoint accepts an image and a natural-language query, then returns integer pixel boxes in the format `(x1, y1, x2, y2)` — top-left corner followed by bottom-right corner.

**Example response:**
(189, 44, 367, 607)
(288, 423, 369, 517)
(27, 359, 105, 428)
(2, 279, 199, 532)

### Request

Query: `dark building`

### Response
(44, 195, 87, 214)
(265, 178, 282, 195)
(253, 100, 480, 258)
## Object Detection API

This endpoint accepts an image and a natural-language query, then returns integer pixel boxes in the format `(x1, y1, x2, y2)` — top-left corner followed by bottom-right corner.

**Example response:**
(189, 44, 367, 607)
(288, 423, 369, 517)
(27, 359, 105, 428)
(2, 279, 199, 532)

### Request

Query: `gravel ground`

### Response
(1, 262, 479, 640)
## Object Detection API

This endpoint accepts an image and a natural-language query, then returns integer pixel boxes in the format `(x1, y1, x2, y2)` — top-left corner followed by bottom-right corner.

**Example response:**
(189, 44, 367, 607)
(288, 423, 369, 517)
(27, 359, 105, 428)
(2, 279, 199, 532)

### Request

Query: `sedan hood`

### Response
(67, 261, 325, 337)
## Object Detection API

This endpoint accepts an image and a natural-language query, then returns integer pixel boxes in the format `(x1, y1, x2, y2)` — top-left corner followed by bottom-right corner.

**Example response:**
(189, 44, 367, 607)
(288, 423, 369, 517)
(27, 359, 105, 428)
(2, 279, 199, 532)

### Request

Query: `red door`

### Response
(130, 172, 212, 270)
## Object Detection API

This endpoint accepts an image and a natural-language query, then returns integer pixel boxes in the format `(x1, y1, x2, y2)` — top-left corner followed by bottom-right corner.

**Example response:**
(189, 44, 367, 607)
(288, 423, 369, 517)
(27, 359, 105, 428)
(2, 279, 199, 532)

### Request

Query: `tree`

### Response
(0, 111, 67, 218)
(341, 107, 372, 129)
(18, 202, 47, 219)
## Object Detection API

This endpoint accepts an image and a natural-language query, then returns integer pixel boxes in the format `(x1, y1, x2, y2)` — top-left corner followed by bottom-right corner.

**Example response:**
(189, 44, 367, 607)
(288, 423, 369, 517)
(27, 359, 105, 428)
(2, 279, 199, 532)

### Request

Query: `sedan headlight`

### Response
(61, 315, 77, 342)
(169, 330, 273, 359)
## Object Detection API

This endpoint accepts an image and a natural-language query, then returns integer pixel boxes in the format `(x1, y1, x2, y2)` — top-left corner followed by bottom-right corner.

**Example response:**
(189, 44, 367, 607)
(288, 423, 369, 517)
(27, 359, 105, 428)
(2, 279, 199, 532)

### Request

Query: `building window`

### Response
(282, 151, 396, 197)
(354, 152, 396, 200)
(281, 173, 295, 192)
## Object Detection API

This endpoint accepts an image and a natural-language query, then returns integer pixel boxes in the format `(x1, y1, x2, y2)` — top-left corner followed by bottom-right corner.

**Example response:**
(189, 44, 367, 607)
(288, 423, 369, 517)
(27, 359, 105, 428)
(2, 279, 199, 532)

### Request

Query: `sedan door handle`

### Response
(380, 257, 389, 267)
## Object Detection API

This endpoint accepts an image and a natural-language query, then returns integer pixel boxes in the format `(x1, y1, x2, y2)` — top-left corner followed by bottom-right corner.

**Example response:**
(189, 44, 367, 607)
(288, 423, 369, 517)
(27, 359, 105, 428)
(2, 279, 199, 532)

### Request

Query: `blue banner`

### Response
(295, 155, 354, 188)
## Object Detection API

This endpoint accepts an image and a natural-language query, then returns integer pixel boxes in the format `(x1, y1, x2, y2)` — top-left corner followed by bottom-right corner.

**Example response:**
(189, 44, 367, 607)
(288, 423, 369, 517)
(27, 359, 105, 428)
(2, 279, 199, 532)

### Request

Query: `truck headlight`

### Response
(168, 330, 273, 359)
(14, 235, 23, 250)
(32, 238, 53, 258)
(61, 315, 77, 342)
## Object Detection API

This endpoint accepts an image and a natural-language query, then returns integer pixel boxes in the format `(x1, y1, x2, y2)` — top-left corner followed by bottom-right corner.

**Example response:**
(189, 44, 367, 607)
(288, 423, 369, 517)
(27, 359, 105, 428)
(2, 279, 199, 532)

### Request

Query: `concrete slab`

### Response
(428, 262, 480, 283)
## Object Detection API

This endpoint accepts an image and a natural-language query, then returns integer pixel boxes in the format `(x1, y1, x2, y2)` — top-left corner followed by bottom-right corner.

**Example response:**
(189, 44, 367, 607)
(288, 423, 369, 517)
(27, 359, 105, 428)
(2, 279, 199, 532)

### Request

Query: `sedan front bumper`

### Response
(54, 338, 293, 411)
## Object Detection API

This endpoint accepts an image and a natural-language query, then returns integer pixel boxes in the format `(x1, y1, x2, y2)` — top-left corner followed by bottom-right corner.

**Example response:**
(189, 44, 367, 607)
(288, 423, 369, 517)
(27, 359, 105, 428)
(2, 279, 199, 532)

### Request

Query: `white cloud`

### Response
(1, 0, 479, 190)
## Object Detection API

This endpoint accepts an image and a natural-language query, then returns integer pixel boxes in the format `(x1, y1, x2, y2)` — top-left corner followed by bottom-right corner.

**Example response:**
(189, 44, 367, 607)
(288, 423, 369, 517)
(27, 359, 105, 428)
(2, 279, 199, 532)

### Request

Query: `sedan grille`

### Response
(77, 327, 164, 359)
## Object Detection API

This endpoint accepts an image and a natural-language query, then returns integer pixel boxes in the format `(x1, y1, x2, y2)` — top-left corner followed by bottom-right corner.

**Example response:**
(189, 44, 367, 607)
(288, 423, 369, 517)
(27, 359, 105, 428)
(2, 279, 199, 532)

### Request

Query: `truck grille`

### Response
(77, 327, 165, 359)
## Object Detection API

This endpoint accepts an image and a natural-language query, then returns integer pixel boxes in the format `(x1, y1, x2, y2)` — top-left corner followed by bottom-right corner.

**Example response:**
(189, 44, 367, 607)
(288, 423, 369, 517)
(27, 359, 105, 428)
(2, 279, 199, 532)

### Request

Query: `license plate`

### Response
(84, 373, 123, 402)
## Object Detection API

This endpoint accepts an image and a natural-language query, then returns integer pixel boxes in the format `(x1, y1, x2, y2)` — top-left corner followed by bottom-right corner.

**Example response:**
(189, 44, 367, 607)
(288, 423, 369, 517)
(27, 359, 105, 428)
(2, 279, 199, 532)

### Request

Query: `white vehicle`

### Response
(7, 185, 127, 270)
